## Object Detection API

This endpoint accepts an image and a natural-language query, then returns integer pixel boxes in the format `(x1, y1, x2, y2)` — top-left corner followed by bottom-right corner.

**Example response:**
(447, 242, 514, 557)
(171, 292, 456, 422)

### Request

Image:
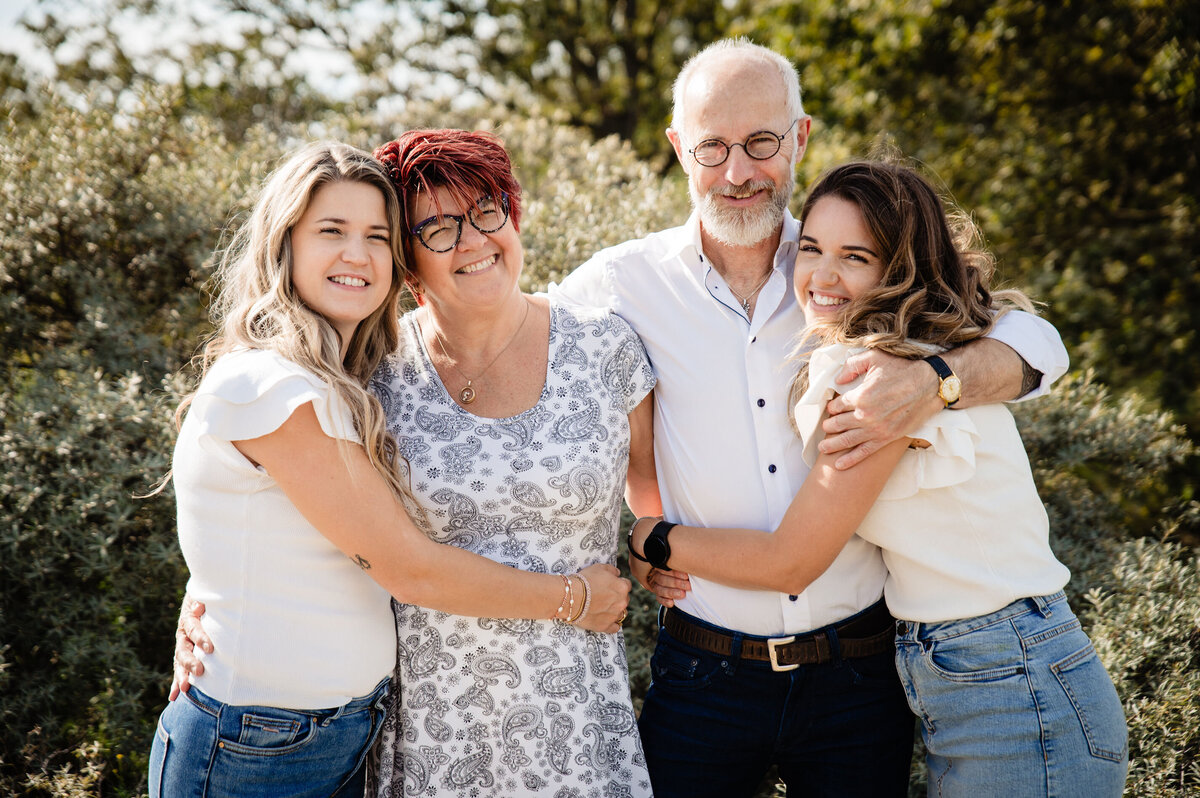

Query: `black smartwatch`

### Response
(642, 521, 676, 570)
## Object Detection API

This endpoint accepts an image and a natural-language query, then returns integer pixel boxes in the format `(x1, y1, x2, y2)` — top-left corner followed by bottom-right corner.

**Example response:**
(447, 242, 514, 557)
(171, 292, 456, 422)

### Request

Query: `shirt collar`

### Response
(672, 209, 802, 274)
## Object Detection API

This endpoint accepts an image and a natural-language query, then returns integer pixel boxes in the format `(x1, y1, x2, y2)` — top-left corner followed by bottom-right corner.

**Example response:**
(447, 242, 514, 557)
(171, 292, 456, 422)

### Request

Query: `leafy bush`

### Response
(0, 88, 259, 795)
(1, 83, 1195, 797)
(1084, 538, 1200, 795)
(1014, 371, 1196, 575)
(0, 363, 185, 796)
(0, 87, 278, 381)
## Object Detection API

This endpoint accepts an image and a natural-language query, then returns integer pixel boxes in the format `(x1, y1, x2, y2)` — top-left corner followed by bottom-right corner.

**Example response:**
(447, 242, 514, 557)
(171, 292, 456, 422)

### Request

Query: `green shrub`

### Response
(0, 86, 275, 379)
(0, 87, 263, 796)
(0, 363, 185, 796)
(2, 84, 1195, 797)
(1083, 539, 1200, 796)
(1013, 371, 1197, 595)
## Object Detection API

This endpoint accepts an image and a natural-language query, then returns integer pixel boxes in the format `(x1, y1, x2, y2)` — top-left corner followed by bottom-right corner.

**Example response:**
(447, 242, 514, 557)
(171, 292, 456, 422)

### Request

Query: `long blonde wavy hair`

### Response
(788, 161, 1035, 412)
(179, 141, 412, 502)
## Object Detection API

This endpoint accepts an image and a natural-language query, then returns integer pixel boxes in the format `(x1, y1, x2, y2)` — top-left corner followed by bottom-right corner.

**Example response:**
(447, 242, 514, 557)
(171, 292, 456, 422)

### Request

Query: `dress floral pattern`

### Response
(370, 300, 656, 798)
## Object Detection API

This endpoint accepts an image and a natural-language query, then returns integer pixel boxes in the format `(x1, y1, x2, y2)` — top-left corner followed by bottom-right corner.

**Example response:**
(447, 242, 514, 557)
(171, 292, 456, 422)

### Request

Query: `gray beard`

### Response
(691, 174, 794, 248)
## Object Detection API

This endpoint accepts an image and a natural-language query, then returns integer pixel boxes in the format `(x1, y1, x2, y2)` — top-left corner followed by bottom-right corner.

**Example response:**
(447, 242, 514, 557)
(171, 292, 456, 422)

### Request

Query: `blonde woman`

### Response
(150, 141, 630, 798)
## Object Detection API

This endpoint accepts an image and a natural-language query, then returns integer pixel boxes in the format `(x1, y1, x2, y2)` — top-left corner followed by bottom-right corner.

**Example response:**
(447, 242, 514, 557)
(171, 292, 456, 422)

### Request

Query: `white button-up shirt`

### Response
(550, 210, 1069, 636)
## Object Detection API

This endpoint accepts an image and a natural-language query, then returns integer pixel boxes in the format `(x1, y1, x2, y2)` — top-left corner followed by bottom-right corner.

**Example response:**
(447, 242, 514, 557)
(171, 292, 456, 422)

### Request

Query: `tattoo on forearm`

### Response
(1019, 359, 1043, 398)
(353, 554, 372, 570)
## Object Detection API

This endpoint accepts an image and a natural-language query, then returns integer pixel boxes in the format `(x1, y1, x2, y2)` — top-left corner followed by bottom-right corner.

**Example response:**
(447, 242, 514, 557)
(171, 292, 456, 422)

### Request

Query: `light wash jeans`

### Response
(148, 677, 389, 798)
(895, 591, 1127, 797)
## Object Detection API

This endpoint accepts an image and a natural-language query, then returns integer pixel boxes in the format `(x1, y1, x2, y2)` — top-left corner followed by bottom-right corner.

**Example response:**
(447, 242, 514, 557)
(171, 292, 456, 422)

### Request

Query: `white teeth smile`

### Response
(329, 275, 367, 287)
(811, 293, 848, 306)
(458, 254, 498, 274)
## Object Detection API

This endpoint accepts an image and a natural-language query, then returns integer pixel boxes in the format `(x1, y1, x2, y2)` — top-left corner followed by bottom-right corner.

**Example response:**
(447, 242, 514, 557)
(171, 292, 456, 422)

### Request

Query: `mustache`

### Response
(708, 180, 777, 199)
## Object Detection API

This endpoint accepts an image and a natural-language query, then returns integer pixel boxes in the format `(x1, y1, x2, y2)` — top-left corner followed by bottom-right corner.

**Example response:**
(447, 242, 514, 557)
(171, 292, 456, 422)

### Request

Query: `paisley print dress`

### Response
(370, 300, 656, 798)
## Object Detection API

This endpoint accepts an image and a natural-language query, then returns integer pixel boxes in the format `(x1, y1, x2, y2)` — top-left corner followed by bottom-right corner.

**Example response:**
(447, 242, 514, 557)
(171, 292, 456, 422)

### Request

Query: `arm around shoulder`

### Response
(980, 309, 1070, 400)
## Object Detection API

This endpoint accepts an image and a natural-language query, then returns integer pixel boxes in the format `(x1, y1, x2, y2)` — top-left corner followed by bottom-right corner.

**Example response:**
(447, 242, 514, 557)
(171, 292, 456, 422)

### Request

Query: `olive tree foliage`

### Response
(18, 0, 749, 164)
(747, 0, 1200, 435)
(18, 0, 349, 138)
(401, 0, 750, 164)
(0, 89, 272, 795)
(0, 79, 687, 794)
(1, 98, 271, 383)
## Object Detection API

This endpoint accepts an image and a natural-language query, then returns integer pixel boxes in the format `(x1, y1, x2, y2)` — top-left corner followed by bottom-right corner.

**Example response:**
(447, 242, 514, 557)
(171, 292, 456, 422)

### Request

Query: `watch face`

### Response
(643, 533, 670, 569)
(941, 374, 962, 403)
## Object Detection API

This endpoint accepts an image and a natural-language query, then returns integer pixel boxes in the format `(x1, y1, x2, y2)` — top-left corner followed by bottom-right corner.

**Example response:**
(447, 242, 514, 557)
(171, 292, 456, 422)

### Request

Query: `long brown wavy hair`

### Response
(788, 161, 1035, 409)
(175, 141, 413, 503)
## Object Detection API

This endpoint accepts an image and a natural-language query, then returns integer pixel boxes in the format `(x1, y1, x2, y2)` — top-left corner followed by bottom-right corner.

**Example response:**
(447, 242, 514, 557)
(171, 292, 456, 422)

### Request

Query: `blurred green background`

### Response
(1, 1, 1196, 795)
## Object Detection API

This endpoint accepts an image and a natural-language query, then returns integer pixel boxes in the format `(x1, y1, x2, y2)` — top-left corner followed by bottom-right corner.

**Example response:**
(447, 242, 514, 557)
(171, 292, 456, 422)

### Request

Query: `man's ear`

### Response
(793, 116, 813, 162)
(666, 128, 689, 172)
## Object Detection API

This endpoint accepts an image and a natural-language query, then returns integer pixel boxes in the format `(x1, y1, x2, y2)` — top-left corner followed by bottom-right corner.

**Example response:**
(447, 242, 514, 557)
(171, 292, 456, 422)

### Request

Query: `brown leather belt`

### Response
(662, 602, 896, 672)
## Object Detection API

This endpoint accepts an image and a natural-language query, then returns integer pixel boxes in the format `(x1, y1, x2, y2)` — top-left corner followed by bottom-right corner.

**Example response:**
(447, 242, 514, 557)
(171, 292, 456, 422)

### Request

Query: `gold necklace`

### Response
(428, 297, 531, 405)
(727, 267, 774, 314)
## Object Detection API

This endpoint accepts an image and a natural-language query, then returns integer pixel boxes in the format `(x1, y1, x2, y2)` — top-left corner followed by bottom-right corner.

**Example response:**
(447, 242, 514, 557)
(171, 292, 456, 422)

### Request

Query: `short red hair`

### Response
(374, 129, 522, 272)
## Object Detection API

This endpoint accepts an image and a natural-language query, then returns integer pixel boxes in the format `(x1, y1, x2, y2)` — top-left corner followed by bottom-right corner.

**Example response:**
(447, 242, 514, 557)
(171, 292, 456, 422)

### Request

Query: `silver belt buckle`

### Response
(767, 635, 798, 672)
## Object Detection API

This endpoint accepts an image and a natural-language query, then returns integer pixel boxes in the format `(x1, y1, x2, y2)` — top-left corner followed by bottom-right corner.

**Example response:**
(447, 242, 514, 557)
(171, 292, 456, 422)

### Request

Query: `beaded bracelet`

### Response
(566, 574, 576, 621)
(570, 573, 592, 624)
(553, 574, 571, 621)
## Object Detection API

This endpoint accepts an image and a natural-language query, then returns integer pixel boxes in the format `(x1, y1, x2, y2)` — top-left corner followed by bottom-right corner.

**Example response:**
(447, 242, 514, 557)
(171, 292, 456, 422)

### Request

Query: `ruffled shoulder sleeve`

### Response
(791, 343, 981, 499)
(791, 343, 862, 467)
(880, 403, 980, 500)
(190, 350, 358, 444)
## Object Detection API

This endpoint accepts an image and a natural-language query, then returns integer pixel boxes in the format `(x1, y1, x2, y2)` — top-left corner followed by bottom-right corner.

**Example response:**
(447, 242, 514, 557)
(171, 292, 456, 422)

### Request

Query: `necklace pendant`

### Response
(459, 383, 476, 404)
(741, 298, 752, 313)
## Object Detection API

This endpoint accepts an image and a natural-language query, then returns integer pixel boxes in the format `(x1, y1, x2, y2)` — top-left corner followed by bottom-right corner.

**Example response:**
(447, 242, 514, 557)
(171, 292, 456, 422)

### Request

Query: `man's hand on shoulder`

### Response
(819, 350, 942, 470)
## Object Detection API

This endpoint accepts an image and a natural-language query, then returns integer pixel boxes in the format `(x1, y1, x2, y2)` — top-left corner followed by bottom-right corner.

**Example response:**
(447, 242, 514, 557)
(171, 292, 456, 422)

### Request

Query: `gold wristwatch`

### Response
(923, 355, 961, 407)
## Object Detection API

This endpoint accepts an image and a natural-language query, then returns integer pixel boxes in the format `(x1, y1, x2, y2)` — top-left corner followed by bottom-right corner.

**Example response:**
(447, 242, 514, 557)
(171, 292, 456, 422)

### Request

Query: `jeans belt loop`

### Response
(767, 635, 798, 672)
(1031, 593, 1053, 618)
(728, 633, 744, 666)
(825, 628, 842, 666)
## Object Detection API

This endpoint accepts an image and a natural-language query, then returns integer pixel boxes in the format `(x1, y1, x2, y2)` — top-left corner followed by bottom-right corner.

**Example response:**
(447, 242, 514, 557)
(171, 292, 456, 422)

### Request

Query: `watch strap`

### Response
(627, 516, 657, 563)
(646, 521, 676, 570)
(923, 354, 953, 380)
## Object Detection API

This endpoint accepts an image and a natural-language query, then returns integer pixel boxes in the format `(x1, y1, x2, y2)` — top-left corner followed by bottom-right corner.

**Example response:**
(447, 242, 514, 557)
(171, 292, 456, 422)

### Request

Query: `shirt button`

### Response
(751, 336, 757, 343)
(788, 594, 798, 602)
(757, 399, 766, 408)
(768, 464, 777, 474)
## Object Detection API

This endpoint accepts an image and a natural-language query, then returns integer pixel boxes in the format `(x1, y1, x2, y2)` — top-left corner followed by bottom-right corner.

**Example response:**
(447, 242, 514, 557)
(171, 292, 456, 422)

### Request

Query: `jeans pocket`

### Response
(238, 711, 304, 747)
(650, 641, 727, 692)
(148, 716, 169, 798)
(925, 622, 1027, 683)
(219, 708, 318, 756)
(1050, 643, 1128, 762)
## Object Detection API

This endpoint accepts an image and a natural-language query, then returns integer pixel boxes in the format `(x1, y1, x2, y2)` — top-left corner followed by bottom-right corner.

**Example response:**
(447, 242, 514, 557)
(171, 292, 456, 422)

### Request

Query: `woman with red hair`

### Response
(367, 129, 659, 797)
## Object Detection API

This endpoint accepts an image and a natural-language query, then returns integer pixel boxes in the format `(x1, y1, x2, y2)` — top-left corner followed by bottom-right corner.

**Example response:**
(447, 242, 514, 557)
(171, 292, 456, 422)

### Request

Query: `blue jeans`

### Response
(895, 592, 1127, 797)
(638, 604, 914, 798)
(148, 678, 389, 798)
